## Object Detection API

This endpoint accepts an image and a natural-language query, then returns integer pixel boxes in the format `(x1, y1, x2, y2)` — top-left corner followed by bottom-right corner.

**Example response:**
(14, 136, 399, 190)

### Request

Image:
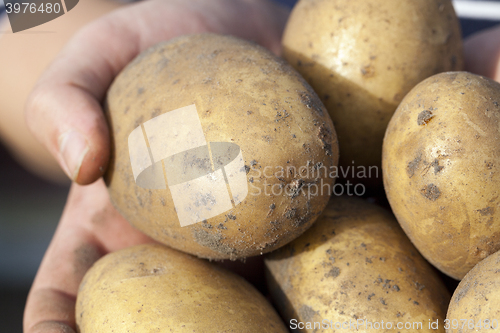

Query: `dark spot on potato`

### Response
(137, 87, 145, 95)
(317, 125, 333, 156)
(414, 282, 426, 290)
(242, 165, 250, 174)
(454, 279, 474, 305)
(360, 65, 375, 77)
(393, 285, 400, 292)
(406, 154, 422, 178)
(192, 229, 236, 258)
(275, 110, 290, 122)
(133, 115, 144, 129)
(431, 159, 444, 174)
(152, 109, 162, 118)
(417, 110, 434, 125)
(287, 179, 304, 199)
(151, 267, 164, 274)
(421, 184, 441, 201)
(476, 207, 494, 216)
(298, 90, 324, 116)
(292, 211, 312, 228)
(367, 293, 375, 300)
(325, 267, 341, 278)
(201, 220, 213, 229)
(155, 57, 169, 71)
(380, 298, 387, 305)
(299, 305, 318, 322)
(193, 192, 217, 208)
(284, 208, 297, 219)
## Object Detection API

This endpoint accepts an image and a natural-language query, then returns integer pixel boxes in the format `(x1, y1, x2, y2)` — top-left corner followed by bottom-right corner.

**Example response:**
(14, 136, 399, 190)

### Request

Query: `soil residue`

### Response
(421, 184, 441, 201)
(430, 159, 444, 174)
(325, 266, 341, 278)
(417, 110, 434, 125)
(192, 229, 237, 257)
(298, 90, 324, 116)
(476, 207, 494, 216)
(406, 154, 422, 178)
(299, 305, 318, 322)
(317, 125, 333, 156)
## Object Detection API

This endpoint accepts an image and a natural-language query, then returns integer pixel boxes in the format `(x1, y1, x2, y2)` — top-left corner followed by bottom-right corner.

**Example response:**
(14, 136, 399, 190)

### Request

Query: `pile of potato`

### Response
(76, 0, 500, 332)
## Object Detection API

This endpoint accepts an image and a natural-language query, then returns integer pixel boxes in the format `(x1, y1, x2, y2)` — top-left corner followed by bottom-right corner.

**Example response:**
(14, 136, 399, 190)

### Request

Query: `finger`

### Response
(25, 3, 139, 184)
(25, 291, 77, 333)
(24, 181, 154, 332)
(464, 24, 500, 82)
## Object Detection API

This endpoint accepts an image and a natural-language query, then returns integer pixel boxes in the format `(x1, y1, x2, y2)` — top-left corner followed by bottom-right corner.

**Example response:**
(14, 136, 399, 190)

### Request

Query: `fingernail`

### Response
(58, 131, 89, 181)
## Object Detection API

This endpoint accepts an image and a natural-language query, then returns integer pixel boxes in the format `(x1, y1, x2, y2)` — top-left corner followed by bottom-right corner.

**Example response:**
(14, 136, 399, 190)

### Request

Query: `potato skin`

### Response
(76, 244, 288, 332)
(105, 34, 338, 259)
(447, 250, 500, 333)
(265, 196, 449, 333)
(383, 72, 500, 280)
(282, 0, 463, 185)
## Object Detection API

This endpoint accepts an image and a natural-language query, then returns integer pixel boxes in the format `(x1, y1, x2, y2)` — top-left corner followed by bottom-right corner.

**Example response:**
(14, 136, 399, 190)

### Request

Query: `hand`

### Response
(24, 180, 155, 333)
(464, 24, 500, 82)
(23, 1, 289, 332)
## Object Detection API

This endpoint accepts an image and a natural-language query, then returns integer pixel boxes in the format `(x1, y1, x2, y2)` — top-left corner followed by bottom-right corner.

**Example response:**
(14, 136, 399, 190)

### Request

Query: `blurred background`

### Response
(0, 0, 499, 332)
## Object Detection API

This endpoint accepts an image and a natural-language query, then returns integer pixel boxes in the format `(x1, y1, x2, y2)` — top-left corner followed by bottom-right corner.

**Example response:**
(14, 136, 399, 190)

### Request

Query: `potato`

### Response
(447, 250, 500, 332)
(265, 196, 449, 333)
(383, 72, 500, 280)
(76, 244, 288, 332)
(282, 0, 463, 185)
(105, 34, 338, 260)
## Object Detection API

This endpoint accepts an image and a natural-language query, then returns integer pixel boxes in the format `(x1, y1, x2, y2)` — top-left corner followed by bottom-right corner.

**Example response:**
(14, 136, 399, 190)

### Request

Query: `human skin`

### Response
(22, 1, 289, 332)
(464, 24, 500, 83)
(0, 0, 123, 184)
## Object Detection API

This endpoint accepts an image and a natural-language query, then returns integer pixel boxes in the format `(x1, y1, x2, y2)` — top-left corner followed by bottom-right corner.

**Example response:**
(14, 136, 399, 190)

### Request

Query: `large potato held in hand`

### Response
(282, 0, 463, 185)
(265, 196, 450, 333)
(76, 244, 288, 332)
(383, 72, 500, 279)
(105, 34, 338, 260)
